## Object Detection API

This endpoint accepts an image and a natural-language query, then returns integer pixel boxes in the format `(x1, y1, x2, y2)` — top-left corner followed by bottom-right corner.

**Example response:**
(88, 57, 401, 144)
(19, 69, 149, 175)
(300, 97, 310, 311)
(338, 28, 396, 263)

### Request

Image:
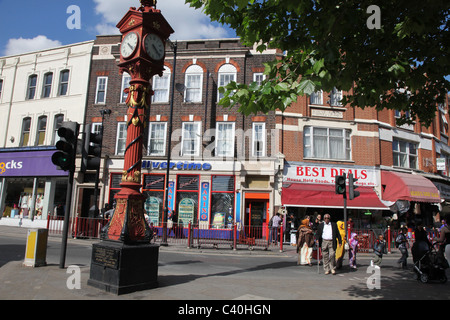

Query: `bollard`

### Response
(387, 226, 391, 254)
(187, 221, 192, 249)
(279, 225, 283, 252)
(23, 228, 48, 267)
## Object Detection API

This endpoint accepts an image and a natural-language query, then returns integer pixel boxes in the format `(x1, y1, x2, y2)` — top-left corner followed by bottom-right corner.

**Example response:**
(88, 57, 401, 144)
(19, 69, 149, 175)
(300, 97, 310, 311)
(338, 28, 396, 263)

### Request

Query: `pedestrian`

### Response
(434, 216, 450, 264)
(348, 233, 358, 269)
(335, 221, 347, 269)
(297, 218, 314, 266)
(271, 213, 282, 244)
(312, 213, 322, 232)
(316, 213, 342, 275)
(373, 234, 387, 266)
(170, 209, 179, 238)
(396, 227, 409, 269)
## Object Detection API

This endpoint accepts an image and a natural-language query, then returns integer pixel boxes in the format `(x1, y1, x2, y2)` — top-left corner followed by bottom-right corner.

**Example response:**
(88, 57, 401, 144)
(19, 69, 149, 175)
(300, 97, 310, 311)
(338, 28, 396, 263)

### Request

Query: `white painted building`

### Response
(0, 40, 94, 222)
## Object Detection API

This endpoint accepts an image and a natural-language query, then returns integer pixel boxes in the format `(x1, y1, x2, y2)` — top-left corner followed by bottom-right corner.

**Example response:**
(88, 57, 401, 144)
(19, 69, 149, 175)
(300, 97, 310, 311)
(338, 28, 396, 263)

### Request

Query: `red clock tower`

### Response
(88, 0, 174, 294)
(101, 0, 174, 243)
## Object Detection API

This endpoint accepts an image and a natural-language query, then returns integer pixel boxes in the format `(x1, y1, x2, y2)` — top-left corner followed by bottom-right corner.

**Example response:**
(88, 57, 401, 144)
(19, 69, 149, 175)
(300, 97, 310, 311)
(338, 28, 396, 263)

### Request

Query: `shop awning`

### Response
(281, 183, 390, 210)
(381, 171, 441, 203)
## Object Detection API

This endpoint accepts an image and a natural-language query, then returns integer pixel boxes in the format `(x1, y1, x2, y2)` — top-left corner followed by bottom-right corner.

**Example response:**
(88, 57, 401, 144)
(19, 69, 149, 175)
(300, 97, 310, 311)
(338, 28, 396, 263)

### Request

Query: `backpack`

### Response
(268, 216, 274, 227)
(395, 234, 405, 248)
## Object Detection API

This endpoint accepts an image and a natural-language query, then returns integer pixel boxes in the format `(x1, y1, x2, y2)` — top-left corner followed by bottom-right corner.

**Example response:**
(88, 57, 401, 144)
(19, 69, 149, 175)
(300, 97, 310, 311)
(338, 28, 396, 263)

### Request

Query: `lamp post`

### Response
(92, 109, 111, 218)
(161, 41, 185, 245)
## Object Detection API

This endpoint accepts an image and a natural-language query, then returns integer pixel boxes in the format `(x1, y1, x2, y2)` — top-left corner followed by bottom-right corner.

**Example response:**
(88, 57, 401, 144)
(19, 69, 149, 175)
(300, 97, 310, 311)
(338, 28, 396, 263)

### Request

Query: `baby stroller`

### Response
(412, 241, 448, 284)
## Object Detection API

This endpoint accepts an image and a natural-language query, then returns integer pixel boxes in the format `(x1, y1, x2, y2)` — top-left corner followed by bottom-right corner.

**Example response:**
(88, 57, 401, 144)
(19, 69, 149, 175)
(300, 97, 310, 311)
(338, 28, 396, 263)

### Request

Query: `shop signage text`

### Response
(142, 161, 212, 171)
(284, 162, 378, 186)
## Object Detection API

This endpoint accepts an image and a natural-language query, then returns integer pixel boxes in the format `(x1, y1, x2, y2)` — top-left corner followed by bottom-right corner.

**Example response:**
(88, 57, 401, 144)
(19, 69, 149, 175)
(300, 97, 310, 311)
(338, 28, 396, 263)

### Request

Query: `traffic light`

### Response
(335, 174, 346, 195)
(52, 121, 79, 171)
(348, 173, 360, 200)
(81, 123, 103, 172)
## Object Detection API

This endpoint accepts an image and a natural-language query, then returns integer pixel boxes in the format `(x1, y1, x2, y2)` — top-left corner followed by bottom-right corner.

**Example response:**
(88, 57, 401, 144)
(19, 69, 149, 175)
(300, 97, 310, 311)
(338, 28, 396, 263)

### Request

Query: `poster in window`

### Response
(144, 196, 160, 225)
(178, 198, 195, 224)
(212, 212, 225, 229)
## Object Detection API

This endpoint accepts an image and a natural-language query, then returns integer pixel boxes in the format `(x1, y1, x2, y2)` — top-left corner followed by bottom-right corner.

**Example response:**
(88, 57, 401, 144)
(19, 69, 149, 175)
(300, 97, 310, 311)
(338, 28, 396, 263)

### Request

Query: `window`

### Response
(393, 139, 417, 169)
(95, 76, 108, 104)
(216, 122, 235, 157)
(115, 122, 127, 155)
(27, 75, 37, 100)
(218, 64, 237, 101)
(304, 126, 351, 160)
(252, 123, 266, 157)
(184, 65, 203, 102)
(20, 117, 31, 146)
(58, 70, 69, 96)
(53, 114, 64, 144)
(182, 122, 201, 156)
(35, 116, 47, 145)
(330, 87, 343, 106)
(310, 90, 323, 105)
(253, 73, 265, 87)
(42, 72, 53, 98)
(152, 67, 170, 103)
(0, 79, 4, 100)
(148, 122, 167, 156)
(120, 73, 131, 103)
(211, 175, 235, 228)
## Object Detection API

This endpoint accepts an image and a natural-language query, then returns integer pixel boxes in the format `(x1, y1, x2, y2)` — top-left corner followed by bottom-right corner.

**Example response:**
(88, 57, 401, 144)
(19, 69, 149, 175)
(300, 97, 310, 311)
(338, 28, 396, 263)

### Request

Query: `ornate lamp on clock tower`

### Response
(101, 0, 174, 244)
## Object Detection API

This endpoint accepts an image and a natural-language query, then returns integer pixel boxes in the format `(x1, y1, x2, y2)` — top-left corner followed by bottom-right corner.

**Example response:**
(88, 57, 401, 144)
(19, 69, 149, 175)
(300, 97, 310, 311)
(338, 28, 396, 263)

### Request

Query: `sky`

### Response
(0, 0, 236, 56)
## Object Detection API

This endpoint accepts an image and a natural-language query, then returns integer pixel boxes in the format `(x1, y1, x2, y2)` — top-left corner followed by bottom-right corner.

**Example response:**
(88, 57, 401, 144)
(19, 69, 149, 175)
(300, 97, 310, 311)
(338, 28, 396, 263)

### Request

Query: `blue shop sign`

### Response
(142, 161, 212, 171)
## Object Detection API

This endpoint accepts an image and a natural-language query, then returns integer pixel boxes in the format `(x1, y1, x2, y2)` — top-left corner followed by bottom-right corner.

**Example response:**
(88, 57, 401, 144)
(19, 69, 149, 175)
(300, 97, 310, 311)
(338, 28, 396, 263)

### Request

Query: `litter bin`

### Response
(23, 228, 48, 267)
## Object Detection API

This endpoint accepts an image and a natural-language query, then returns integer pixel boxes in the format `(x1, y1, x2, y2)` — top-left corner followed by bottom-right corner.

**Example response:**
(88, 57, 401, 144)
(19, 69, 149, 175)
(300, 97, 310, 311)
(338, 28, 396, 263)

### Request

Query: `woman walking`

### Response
(297, 218, 315, 266)
(335, 221, 347, 269)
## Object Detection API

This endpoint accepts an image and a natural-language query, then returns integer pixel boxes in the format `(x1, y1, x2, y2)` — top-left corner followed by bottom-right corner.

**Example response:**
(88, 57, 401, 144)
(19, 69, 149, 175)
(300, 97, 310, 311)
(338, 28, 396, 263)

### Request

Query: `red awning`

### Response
(281, 183, 389, 210)
(381, 171, 441, 203)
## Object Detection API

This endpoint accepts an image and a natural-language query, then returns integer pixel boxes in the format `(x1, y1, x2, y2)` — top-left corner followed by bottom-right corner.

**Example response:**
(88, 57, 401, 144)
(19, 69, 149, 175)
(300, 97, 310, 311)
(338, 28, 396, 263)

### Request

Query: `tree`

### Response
(186, 0, 449, 126)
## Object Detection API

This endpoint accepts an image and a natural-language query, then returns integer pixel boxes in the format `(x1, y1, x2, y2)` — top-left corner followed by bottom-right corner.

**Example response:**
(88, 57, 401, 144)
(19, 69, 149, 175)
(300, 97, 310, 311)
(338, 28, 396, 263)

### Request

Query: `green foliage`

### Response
(185, 0, 450, 126)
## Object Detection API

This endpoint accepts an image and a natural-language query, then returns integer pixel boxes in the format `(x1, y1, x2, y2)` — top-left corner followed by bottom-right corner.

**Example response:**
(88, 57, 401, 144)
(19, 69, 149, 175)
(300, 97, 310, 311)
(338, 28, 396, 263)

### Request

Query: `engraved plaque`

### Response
(92, 245, 120, 269)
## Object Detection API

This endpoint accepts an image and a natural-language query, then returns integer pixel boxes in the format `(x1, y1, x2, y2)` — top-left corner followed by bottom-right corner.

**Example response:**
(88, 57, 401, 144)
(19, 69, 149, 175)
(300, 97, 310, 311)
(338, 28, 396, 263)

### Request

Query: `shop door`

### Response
(245, 200, 266, 238)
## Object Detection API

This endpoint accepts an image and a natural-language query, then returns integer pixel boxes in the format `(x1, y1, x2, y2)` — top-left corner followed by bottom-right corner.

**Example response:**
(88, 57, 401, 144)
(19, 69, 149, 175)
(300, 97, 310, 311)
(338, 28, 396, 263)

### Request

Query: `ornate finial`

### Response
(140, 0, 156, 8)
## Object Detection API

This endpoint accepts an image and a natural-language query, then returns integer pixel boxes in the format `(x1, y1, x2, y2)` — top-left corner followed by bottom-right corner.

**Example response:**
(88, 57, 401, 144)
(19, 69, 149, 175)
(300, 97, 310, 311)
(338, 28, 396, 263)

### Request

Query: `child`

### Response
(349, 233, 358, 269)
(373, 234, 387, 266)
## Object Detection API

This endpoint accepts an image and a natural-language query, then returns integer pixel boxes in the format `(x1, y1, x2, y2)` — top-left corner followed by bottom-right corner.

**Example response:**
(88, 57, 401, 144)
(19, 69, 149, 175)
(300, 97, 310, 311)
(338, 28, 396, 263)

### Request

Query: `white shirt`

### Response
(322, 222, 333, 240)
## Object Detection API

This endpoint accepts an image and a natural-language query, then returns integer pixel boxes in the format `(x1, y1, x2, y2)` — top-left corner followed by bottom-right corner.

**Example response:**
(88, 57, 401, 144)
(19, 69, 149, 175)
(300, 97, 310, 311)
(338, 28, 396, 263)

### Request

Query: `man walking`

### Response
(316, 214, 342, 275)
(271, 212, 282, 244)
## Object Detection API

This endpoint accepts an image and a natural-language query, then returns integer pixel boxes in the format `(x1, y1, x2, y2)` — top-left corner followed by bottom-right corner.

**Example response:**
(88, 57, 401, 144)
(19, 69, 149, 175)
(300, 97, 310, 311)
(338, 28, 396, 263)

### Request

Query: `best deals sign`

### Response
(284, 162, 379, 186)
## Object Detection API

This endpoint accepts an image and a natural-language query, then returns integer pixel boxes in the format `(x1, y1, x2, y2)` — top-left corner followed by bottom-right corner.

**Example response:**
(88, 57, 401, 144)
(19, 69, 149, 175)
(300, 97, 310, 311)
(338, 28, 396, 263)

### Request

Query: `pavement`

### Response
(1, 225, 449, 302)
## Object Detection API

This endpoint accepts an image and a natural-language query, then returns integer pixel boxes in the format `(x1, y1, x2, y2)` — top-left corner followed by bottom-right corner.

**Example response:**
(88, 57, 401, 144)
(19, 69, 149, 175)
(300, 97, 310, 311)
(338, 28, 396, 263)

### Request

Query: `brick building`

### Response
(74, 35, 283, 231)
(280, 86, 450, 229)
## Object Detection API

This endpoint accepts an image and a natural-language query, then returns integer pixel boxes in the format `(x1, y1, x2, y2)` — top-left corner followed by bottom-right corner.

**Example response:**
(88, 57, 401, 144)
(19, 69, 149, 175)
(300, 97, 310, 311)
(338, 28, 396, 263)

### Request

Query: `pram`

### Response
(412, 241, 448, 284)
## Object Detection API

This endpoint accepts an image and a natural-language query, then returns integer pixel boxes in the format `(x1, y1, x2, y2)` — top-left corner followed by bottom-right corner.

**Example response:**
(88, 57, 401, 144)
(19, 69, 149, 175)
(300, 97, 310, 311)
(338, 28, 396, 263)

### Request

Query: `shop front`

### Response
(282, 162, 390, 228)
(106, 160, 241, 230)
(0, 148, 68, 220)
(380, 170, 441, 228)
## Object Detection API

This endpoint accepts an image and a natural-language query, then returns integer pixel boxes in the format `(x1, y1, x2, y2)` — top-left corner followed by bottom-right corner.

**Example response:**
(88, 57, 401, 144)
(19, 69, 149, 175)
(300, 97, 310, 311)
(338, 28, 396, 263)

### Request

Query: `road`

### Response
(1, 225, 449, 301)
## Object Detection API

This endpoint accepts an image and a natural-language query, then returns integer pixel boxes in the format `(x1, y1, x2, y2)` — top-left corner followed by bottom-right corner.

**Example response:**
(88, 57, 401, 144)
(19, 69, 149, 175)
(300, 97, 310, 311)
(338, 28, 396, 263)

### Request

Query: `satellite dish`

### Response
(175, 83, 186, 93)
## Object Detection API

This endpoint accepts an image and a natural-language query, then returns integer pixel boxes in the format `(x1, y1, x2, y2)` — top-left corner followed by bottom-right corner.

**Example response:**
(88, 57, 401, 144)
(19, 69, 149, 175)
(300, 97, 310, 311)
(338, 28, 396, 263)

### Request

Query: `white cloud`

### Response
(4, 35, 62, 56)
(93, 0, 232, 40)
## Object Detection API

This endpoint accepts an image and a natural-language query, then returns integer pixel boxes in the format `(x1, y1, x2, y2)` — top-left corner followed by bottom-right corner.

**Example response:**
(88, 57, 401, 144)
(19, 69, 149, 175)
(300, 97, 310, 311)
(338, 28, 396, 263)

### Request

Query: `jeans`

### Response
(398, 248, 408, 268)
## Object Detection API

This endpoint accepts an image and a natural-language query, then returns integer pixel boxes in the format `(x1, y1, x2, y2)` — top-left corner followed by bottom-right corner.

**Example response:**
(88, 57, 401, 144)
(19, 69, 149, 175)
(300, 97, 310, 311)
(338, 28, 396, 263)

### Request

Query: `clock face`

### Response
(144, 33, 165, 60)
(121, 32, 139, 59)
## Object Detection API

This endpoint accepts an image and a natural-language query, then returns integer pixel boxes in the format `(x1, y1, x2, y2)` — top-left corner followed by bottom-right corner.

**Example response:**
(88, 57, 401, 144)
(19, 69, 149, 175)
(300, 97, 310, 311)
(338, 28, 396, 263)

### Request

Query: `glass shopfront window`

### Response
(211, 175, 235, 228)
(142, 174, 166, 225)
(176, 175, 199, 225)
